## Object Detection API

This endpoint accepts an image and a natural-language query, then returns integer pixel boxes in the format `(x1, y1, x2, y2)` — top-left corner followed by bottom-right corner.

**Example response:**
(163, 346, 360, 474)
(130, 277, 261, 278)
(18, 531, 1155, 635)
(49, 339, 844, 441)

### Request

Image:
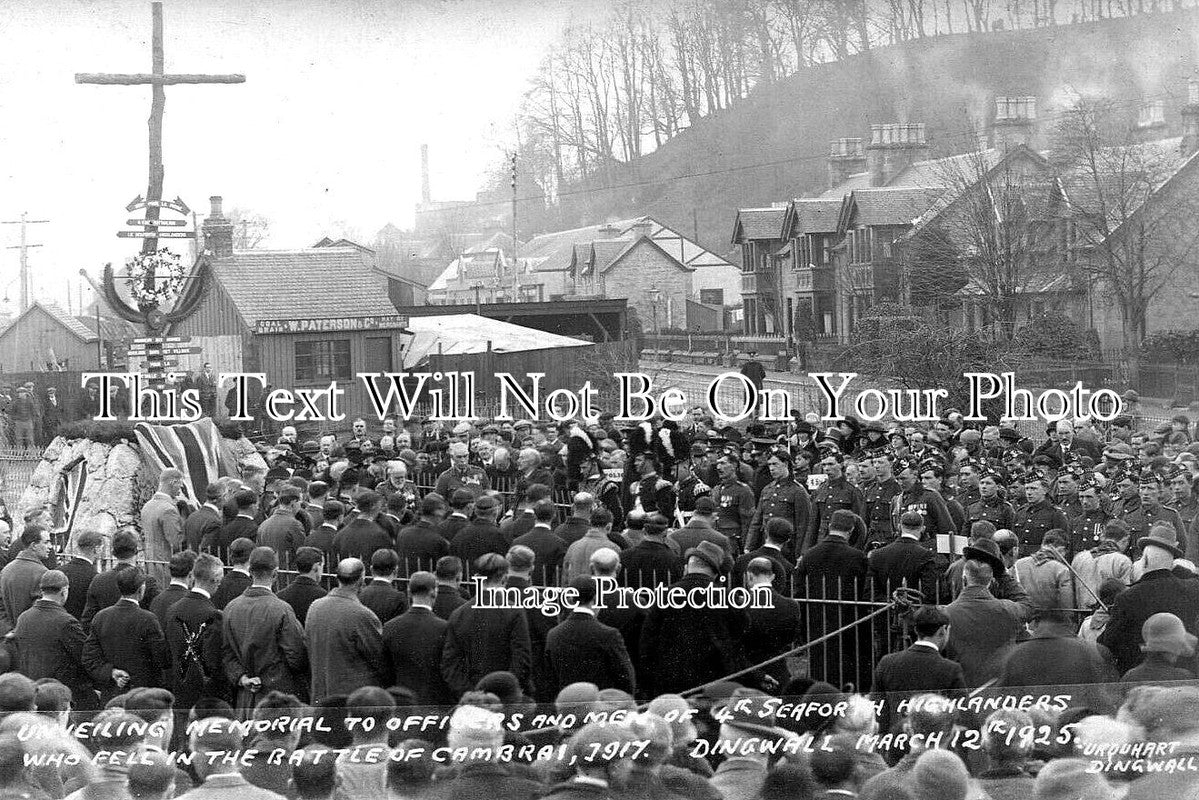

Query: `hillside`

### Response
(558, 10, 1199, 262)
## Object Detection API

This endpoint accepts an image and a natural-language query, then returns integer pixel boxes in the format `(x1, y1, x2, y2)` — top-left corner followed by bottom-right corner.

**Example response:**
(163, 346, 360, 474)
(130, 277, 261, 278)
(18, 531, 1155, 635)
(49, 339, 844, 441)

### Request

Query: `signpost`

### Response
(117, 230, 195, 239)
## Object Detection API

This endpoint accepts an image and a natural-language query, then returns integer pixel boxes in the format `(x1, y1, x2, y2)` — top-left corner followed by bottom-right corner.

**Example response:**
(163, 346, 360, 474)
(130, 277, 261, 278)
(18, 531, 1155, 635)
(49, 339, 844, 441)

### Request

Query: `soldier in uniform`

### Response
(1053, 466, 1085, 520)
(632, 451, 677, 521)
(919, 461, 966, 537)
(804, 451, 867, 554)
(1109, 470, 1140, 519)
(1013, 472, 1069, 557)
(712, 452, 755, 555)
(891, 458, 955, 558)
(1068, 478, 1110, 558)
(1168, 466, 1199, 561)
(1121, 471, 1186, 558)
(954, 461, 983, 510)
(579, 453, 626, 530)
(745, 449, 810, 558)
(674, 447, 712, 520)
(966, 469, 1014, 535)
(864, 453, 902, 549)
(433, 441, 490, 499)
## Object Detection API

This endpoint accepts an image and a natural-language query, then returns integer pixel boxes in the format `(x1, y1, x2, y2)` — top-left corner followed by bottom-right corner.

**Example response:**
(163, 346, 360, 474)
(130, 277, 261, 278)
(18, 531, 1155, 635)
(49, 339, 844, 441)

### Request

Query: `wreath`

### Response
(125, 248, 185, 307)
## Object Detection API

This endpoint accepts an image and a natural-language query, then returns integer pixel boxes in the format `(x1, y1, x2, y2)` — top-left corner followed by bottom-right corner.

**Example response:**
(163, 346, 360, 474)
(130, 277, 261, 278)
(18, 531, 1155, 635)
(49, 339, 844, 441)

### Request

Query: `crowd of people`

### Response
(0, 403, 1195, 798)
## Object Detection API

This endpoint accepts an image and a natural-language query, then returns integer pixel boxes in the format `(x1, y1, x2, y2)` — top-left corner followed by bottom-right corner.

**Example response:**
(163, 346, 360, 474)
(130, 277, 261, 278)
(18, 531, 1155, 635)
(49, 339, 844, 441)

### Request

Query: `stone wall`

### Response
(16, 434, 267, 559)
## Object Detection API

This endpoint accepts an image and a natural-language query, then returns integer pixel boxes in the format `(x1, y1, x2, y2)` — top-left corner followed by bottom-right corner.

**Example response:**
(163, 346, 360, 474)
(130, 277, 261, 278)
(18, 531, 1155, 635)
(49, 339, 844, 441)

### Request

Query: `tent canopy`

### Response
(402, 313, 591, 367)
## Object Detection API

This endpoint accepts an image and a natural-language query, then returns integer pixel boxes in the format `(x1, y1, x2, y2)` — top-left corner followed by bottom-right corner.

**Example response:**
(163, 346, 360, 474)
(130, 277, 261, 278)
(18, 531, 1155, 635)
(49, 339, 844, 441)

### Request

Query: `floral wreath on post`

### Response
(125, 248, 185, 307)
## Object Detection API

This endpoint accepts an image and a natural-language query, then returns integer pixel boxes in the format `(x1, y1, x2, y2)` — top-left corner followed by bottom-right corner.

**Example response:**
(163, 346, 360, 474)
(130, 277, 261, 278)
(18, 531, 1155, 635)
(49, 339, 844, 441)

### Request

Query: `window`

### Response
(295, 339, 351, 382)
(700, 288, 724, 305)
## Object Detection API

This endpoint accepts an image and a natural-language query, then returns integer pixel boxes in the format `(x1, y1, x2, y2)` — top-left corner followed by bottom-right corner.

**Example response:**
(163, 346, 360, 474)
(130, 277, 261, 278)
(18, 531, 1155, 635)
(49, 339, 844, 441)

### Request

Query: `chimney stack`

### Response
(993, 96, 1037, 151)
(420, 144, 431, 205)
(202, 195, 234, 258)
(865, 124, 929, 187)
(1182, 80, 1199, 157)
(827, 138, 867, 190)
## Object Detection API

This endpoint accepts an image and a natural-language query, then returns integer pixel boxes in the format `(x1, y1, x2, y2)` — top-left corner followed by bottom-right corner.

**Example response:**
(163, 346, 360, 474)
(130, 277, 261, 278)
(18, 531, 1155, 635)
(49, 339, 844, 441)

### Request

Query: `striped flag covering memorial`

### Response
(133, 418, 225, 509)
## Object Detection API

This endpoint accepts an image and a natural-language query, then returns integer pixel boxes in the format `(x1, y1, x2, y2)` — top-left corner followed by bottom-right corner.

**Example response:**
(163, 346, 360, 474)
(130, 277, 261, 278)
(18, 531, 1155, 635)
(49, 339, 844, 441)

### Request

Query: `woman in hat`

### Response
(854, 422, 889, 459)
(1121, 612, 1197, 682)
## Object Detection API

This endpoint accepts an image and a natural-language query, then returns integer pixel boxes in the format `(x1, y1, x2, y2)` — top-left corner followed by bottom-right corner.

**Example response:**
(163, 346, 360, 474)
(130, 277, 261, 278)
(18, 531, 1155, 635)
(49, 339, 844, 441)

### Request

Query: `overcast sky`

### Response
(0, 0, 603, 311)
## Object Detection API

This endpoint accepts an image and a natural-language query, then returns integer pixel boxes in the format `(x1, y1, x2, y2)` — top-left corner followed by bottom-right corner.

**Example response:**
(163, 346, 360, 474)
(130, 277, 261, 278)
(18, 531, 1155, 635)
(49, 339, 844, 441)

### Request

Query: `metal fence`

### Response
(0, 448, 41, 517)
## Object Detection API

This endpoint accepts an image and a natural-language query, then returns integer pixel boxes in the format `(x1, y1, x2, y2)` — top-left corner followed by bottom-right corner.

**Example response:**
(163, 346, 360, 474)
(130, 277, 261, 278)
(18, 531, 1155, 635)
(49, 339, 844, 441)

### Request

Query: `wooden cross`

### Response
(76, 1, 244, 266)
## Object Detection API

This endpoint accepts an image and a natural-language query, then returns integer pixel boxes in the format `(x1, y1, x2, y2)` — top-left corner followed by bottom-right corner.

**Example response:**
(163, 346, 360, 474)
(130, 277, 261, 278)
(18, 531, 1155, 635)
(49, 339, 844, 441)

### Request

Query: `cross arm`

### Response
(75, 73, 245, 85)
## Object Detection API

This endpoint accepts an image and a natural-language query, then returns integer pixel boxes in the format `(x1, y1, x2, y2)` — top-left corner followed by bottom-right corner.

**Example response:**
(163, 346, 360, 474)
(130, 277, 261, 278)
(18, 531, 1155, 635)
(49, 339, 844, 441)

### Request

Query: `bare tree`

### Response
(227, 207, 270, 250)
(1054, 99, 1199, 385)
(904, 148, 1055, 340)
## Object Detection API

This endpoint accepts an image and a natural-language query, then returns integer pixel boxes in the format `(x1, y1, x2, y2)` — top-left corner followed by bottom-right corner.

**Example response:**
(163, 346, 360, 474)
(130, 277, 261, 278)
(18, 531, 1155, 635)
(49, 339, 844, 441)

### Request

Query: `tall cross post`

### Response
(76, 2, 243, 294)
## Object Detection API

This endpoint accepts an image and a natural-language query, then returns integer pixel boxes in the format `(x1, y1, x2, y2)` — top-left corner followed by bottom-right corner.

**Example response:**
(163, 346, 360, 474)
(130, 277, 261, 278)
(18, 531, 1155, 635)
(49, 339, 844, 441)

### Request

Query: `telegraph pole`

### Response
(1, 213, 50, 312)
(510, 151, 518, 268)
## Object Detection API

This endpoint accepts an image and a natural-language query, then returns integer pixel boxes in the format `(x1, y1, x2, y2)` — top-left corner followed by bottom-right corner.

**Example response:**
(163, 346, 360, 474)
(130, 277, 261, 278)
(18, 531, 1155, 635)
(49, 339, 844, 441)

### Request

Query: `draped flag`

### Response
(51, 455, 88, 540)
(134, 418, 224, 509)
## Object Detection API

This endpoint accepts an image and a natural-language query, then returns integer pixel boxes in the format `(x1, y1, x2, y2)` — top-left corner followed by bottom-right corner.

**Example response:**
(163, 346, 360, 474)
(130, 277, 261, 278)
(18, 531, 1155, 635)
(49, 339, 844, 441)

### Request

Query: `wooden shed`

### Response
(0, 302, 102, 373)
(168, 247, 411, 420)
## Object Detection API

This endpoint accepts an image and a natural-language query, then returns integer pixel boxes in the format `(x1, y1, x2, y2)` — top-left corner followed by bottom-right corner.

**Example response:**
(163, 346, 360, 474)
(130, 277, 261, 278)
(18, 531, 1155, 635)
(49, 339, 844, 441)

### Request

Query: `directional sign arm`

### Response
(125, 195, 144, 212)
(75, 73, 246, 85)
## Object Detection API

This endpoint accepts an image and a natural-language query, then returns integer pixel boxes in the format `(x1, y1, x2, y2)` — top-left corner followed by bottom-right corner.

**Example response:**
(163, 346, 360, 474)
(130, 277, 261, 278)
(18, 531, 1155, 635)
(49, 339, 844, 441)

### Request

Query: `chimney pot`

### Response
(209, 196, 225, 219)
(866, 122, 929, 186)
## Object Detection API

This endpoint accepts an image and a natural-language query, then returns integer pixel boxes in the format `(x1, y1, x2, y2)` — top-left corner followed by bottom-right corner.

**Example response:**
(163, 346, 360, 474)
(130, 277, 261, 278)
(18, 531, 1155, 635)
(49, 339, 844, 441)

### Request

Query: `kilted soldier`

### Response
(745, 448, 810, 558)
(1013, 471, 1070, 557)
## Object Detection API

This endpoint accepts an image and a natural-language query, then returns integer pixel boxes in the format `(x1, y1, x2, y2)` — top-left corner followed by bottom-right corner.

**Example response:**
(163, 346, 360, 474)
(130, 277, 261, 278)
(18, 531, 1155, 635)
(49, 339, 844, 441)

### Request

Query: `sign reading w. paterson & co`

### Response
(253, 315, 410, 335)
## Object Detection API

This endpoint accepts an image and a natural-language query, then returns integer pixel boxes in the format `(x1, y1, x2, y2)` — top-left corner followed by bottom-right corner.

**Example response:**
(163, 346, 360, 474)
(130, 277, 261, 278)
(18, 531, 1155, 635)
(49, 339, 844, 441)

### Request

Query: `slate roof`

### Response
(841, 187, 942, 229)
(783, 198, 843, 237)
(428, 216, 734, 291)
(208, 248, 397, 325)
(732, 207, 786, 242)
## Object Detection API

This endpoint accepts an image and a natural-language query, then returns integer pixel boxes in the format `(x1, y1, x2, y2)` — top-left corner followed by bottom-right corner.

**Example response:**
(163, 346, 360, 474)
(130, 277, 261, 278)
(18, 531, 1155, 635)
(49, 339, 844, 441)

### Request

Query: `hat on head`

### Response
(1138, 469, 1163, 485)
(863, 421, 886, 434)
(475, 494, 500, 512)
(794, 421, 815, 434)
(452, 422, 473, 435)
(998, 427, 1021, 442)
(1139, 524, 1184, 559)
(1123, 389, 1140, 402)
(712, 687, 785, 738)
(963, 538, 1006, 575)
(1142, 612, 1197, 657)
(959, 429, 981, 443)
(685, 540, 728, 574)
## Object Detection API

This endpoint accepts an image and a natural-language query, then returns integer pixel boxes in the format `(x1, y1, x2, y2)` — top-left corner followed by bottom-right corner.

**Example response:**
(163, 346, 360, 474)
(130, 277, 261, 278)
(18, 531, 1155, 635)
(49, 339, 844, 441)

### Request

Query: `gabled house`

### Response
(731, 206, 787, 335)
(783, 198, 843, 337)
(428, 216, 739, 330)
